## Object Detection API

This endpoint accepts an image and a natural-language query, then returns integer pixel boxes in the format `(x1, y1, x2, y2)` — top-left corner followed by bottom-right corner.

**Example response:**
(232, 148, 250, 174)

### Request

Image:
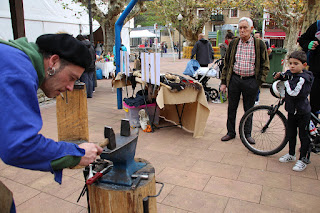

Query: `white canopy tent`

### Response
(130, 30, 157, 38)
(0, 0, 100, 42)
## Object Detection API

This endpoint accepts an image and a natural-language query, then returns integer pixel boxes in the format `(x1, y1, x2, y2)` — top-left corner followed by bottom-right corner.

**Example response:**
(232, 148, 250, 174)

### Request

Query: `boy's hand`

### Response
(273, 72, 280, 79)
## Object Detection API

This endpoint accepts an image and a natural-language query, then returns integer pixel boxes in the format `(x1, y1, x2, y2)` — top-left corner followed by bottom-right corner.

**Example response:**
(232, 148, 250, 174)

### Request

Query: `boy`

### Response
(274, 50, 314, 171)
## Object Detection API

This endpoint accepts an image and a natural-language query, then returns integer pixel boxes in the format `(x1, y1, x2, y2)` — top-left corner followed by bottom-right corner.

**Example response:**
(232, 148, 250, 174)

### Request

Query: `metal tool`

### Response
(131, 174, 149, 190)
(120, 119, 130, 137)
(143, 182, 164, 213)
(86, 165, 113, 185)
(99, 121, 146, 186)
(104, 126, 117, 150)
(88, 164, 94, 179)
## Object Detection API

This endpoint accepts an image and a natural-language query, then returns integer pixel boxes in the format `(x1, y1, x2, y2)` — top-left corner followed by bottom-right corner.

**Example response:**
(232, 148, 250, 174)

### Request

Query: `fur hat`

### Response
(36, 33, 91, 69)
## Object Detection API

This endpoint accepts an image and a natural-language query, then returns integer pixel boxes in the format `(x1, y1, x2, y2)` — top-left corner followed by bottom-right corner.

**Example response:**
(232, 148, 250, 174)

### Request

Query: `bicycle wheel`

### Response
(239, 105, 288, 156)
(206, 88, 218, 101)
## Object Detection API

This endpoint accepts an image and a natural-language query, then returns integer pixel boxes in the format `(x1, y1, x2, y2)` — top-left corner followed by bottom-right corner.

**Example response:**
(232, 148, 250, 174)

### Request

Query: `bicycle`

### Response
(239, 81, 320, 163)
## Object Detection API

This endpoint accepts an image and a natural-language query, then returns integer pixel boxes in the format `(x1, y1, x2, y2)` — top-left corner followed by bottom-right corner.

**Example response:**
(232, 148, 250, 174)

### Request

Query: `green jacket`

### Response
(221, 37, 270, 87)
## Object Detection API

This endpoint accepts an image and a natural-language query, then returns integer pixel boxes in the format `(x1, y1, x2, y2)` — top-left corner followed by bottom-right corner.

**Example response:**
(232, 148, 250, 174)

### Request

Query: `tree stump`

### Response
(88, 159, 157, 213)
(56, 83, 89, 142)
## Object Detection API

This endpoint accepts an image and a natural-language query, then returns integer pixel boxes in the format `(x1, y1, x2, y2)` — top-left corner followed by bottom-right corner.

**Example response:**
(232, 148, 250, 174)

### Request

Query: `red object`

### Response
(86, 172, 103, 185)
(271, 44, 276, 48)
(86, 166, 110, 185)
(264, 31, 286, 40)
(139, 44, 145, 48)
(225, 39, 229, 45)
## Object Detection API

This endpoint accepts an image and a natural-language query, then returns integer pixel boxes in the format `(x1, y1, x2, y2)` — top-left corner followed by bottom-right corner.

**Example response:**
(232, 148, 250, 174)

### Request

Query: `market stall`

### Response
(112, 52, 210, 138)
(96, 61, 115, 79)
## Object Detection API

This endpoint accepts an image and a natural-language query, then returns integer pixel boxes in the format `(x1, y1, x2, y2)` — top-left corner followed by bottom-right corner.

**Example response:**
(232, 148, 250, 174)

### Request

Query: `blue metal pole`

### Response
(115, 0, 138, 109)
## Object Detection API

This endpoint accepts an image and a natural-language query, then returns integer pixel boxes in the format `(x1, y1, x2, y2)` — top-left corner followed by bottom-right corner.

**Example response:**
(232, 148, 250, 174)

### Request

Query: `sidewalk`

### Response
(1, 57, 320, 213)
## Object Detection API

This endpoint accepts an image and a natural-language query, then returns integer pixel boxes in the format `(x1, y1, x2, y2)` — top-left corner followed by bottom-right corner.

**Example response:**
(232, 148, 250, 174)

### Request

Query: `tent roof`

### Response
(130, 30, 157, 38)
(0, 0, 100, 41)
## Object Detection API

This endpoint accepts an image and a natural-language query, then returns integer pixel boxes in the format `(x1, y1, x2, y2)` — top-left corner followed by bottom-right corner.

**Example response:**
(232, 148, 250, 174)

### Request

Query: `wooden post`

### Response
(88, 159, 157, 213)
(9, 0, 25, 39)
(56, 83, 89, 142)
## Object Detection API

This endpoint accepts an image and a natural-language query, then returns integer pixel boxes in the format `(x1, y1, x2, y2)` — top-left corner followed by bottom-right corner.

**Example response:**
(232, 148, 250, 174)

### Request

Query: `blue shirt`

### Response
(0, 44, 85, 184)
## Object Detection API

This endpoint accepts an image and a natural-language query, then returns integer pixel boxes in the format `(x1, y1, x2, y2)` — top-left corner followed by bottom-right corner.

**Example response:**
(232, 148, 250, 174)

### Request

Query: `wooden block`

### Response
(56, 83, 89, 142)
(88, 159, 157, 213)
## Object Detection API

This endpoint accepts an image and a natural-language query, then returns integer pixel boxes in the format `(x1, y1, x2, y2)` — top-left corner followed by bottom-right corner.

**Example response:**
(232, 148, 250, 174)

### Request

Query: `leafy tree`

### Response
(301, 0, 320, 32)
(56, 0, 147, 52)
(146, 0, 231, 46)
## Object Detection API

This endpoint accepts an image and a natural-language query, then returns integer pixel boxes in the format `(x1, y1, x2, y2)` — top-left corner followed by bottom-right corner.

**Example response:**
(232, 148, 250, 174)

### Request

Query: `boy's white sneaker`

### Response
(279, 153, 296, 163)
(293, 160, 307, 172)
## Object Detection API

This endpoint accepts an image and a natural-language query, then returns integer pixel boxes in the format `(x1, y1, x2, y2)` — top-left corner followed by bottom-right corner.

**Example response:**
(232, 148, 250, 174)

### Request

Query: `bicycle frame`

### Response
(262, 98, 285, 133)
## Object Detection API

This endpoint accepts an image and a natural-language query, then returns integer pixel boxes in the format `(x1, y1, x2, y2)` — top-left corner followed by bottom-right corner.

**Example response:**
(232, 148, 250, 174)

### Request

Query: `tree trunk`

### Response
(301, 0, 320, 33)
(284, 20, 300, 54)
(102, 21, 115, 54)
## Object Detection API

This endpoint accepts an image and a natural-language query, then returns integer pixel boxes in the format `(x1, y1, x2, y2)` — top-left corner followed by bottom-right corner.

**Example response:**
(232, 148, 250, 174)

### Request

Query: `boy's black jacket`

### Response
(278, 69, 314, 114)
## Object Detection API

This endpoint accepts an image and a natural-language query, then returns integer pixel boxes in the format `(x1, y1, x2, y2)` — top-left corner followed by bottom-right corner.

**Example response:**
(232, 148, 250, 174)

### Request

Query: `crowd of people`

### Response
(191, 17, 319, 172)
(0, 16, 319, 212)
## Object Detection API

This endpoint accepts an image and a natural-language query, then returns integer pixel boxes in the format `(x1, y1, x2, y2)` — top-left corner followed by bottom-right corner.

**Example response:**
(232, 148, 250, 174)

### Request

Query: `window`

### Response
(230, 8, 238, 18)
(197, 8, 204, 18)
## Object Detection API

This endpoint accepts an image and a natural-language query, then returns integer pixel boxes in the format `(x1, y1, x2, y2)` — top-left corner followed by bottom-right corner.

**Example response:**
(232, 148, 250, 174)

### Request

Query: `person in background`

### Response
(254, 31, 273, 105)
(298, 20, 320, 116)
(0, 34, 103, 212)
(213, 31, 234, 104)
(274, 50, 314, 172)
(113, 42, 128, 73)
(76, 34, 96, 98)
(220, 17, 270, 144)
(191, 33, 214, 67)
(220, 31, 234, 58)
(95, 42, 102, 56)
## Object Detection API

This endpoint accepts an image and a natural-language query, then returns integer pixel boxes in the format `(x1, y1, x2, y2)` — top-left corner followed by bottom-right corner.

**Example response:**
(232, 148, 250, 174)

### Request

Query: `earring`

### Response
(47, 67, 56, 76)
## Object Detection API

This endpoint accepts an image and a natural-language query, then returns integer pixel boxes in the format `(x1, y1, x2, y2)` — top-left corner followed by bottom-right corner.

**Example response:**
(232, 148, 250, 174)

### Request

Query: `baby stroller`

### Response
(183, 59, 223, 101)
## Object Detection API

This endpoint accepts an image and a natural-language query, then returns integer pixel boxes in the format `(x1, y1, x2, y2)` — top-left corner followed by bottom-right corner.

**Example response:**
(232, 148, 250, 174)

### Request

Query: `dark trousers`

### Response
(200, 64, 208, 67)
(310, 77, 320, 115)
(227, 74, 259, 137)
(80, 71, 94, 98)
(287, 113, 311, 160)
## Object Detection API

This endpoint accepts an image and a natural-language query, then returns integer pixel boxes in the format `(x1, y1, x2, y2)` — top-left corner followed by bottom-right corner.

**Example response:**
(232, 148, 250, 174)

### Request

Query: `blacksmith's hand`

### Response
(78, 143, 103, 166)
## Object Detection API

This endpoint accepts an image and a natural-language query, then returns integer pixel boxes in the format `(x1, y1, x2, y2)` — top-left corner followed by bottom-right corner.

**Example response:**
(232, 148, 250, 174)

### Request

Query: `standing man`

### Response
(220, 17, 270, 143)
(76, 34, 96, 98)
(191, 33, 214, 67)
(298, 20, 320, 116)
(0, 34, 103, 212)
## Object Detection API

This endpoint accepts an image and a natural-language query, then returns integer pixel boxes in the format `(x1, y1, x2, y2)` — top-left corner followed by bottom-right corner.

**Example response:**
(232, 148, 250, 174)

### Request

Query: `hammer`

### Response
(131, 174, 149, 190)
(101, 126, 117, 150)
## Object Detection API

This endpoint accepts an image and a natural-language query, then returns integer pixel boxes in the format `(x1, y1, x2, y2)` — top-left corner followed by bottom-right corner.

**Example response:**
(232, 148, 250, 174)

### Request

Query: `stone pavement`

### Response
(1, 57, 320, 213)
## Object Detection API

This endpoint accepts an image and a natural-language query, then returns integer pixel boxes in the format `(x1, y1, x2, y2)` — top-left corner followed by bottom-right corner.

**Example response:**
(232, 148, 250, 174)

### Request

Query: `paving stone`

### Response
(162, 186, 228, 213)
(238, 167, 291, 190)
(225, 198, 290, 213)
(190, 160, 241, 180)
(16, 192, 84, 213)
(203, 176, 262, 203)
(157, 167, 210, 191)
(261, 186, 320, 212)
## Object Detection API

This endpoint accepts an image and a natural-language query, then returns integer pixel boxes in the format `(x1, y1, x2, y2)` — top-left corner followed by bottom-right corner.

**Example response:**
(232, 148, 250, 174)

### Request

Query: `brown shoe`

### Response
(221, 134, 235, 141)
(247, 137, 255, 144)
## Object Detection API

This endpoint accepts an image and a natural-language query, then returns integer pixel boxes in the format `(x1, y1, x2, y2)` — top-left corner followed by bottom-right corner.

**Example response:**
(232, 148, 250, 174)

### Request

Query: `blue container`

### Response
(96, 68, 103, 80)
